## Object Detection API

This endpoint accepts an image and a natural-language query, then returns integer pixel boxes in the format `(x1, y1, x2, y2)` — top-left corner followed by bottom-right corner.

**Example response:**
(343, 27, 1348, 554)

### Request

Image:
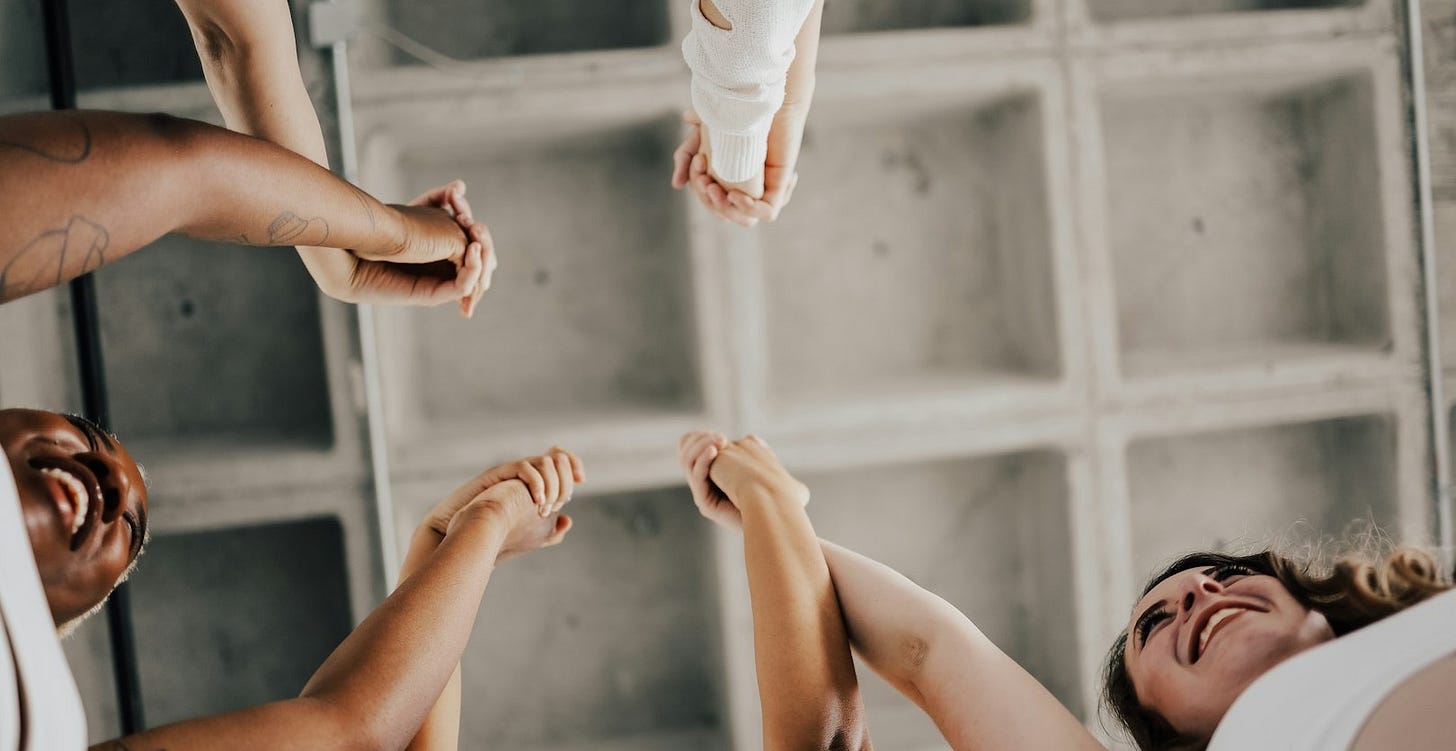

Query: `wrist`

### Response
(734, 480, 809, 515)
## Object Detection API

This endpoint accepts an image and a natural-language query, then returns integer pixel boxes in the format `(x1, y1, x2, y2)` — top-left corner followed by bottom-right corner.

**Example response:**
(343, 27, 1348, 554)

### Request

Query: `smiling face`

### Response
(0, 408, 149, 626)
(1121, 561, 1334, 739)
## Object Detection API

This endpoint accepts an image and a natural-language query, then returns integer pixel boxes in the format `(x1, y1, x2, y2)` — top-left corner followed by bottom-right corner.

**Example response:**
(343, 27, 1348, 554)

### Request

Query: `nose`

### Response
(1180, 573, 1225, 615)
(75, 451, 132, 523)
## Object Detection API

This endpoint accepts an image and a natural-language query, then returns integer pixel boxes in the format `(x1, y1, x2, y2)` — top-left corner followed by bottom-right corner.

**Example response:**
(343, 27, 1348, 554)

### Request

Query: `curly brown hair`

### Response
(1102, 546, 1451, 750)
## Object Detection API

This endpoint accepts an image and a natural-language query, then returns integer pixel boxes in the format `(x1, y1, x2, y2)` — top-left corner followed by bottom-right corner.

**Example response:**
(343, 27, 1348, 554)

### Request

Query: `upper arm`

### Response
(915, 625, 1102, 751)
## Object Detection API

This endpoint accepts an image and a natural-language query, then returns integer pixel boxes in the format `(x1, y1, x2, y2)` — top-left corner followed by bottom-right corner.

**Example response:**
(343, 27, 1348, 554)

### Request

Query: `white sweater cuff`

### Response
(707, 129, 769, 184)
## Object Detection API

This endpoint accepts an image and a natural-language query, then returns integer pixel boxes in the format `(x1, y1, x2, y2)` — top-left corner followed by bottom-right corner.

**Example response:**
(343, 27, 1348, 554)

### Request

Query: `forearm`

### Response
(299, 521, 503, 749)
(96, 519, 505, 751)
(176, 0, 364, 295)
(782, 0, 823, 114)
(739, 492, 867, 751)
(0, 110, 409, 303)
(399, 526, 462, 751)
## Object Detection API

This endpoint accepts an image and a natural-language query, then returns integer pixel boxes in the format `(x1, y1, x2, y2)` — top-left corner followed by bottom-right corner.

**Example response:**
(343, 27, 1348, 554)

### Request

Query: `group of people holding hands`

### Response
(3, 1, 1455, 749)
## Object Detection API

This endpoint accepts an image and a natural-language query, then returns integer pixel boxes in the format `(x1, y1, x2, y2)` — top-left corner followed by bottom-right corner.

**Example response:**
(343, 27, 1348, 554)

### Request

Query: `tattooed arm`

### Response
(0, 110, 470, 305)
(173, 0, 490, 314)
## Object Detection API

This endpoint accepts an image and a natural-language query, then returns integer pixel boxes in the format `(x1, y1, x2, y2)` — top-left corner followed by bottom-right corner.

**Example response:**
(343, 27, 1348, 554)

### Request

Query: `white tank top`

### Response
(1207, 585, 1456, 750)
(0, 461, 87, 750)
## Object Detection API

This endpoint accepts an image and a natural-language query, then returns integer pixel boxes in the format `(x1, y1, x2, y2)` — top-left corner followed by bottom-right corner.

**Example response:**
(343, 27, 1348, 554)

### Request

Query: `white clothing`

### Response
(0, 460, 87, 750)
(681, 0, 816, 182)
(1208, 586, 1456, 751)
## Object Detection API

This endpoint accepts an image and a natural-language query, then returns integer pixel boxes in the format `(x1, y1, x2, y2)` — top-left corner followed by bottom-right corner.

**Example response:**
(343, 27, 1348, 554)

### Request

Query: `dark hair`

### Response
(1102, 546, 1451, 750)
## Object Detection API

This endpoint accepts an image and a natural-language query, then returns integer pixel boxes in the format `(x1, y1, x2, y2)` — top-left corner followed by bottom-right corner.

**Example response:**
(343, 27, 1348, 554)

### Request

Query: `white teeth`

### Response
(39, 467, 89, 535)
(1198, 608, 1243, 658)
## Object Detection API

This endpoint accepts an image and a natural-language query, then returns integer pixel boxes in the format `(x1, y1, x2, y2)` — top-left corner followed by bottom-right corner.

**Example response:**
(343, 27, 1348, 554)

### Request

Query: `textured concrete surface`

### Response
(457, 486, 725, 749)
(383, 118, 698, 432)
(1103, 75, 1388, 372)
(95, 237, 334, 448)
(127, 518, 354, 726)
(388, 0, 668, 61)
(1088, 0, 1359, 22)
(821, 0, 1030, 33)
(805, 452, 1080, 745)
(1127, 415, 1398, 579)
(762, 94, 1059, 406)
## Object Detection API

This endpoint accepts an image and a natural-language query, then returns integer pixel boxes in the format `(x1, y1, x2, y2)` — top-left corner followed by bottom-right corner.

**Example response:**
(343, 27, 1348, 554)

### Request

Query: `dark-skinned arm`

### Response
(0, 109, 466, 304)
(86, 477, 569, 751)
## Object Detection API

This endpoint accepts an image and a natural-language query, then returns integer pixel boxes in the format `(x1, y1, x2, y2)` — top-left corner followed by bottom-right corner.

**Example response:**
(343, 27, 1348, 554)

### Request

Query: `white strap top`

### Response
(1208, 585, 1456, 751)
(0, 461, 87, 750)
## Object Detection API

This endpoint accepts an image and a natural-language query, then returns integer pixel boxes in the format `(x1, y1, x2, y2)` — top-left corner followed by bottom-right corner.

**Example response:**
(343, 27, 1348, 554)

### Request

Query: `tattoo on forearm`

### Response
(0, 215, 109, 301)
(265, 211, 330, 246)
(0, 113, 91, 164)
(226, 211, 330, 248)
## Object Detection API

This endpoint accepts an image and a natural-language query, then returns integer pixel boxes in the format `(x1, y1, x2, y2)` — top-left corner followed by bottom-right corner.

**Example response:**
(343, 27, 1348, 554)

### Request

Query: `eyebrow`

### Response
(64, 413, 118, 453)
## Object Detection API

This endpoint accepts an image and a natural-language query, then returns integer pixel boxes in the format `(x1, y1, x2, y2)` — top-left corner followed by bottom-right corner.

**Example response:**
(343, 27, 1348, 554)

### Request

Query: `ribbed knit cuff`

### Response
(708, 129, 768, 184)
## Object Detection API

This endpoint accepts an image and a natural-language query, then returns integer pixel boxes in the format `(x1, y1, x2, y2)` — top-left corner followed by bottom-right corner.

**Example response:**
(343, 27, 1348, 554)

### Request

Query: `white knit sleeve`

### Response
(681, 0, 816, 183)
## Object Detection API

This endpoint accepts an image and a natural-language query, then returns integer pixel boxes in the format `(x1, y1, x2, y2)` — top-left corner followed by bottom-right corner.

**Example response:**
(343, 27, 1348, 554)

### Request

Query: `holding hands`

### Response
(423, 446, 584, 562)
(671, 110, 804, 229)
(678, 430, 809, 529)
(341, 179, 497, 318)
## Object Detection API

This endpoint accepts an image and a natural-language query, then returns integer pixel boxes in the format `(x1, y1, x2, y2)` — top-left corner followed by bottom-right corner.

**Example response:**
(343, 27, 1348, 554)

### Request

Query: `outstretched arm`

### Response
(173, 0, 491, 313)
(0, 110, 468, 304)
(679, 432, 869, 751)
(89, 452, 577, 751)
(818, 541, 1102, 751)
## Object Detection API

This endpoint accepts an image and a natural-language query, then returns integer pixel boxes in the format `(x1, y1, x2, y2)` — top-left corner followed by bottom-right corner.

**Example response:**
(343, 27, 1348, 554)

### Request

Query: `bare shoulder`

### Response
(1349, 653, 1456, 750)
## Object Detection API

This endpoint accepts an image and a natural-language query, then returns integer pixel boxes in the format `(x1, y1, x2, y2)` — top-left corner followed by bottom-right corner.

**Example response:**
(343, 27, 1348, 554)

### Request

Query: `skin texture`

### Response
(671, 0, 823, 227)
(678, 431, 870, 751)
(0, 110, 472, 305)
(0, 409, 148, 626)
(0, 438, 580, 751)
(174, 0, 494, 315)
(680, 432, 1102, 751)
(1122, 565, 1334, 740)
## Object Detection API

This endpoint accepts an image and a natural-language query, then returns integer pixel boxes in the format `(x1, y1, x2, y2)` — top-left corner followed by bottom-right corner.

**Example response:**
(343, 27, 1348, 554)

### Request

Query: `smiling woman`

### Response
(1106, 547, 1453, 750)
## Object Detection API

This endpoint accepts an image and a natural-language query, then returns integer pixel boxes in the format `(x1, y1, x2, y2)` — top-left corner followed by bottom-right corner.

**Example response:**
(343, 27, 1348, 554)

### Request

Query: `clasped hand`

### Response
(424, 446, 585, 563)
(677, 431, 809, 529)
(671, 111, 804, 229)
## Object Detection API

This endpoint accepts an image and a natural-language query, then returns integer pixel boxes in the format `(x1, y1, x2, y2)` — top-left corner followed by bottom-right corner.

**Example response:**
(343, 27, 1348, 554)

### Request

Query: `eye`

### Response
(1210, 563, 1255, 582)
(1137, 608, 1171, 647)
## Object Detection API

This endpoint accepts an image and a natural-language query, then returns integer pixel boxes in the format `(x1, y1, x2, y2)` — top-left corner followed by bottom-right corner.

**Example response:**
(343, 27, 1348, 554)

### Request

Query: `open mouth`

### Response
(34, 462, 102, 549)
(1193, 606, 1250, 663)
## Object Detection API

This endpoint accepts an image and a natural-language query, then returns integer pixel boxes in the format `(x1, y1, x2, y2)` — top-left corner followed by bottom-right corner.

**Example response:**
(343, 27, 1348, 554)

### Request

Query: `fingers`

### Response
(461, 224, 496, 319)
(533, 455, 561, 516)
(515, 459, 547, 507)
(409, 179, 466, 213)
(447, 181, 473, 225)
(689, 153, 762, 228)
(672, 129, 702, 190)
(549, 448, 575, 515)
(457, 242, 484, 318)
(690, 443, 718, 496)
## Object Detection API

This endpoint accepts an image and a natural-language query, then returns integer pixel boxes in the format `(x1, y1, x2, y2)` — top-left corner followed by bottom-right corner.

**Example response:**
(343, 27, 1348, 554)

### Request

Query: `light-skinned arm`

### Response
(88, 453, 577, 751)
(679, 431, 870, 751)
(0, 109, 474, 305)
(816, 541, 1103, 750)
(672, 0, 823, 226)
(173, 0, 492, 315)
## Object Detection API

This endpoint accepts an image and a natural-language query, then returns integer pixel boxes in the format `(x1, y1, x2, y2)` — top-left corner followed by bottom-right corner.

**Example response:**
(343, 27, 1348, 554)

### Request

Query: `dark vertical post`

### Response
(39, 0, 147, 735)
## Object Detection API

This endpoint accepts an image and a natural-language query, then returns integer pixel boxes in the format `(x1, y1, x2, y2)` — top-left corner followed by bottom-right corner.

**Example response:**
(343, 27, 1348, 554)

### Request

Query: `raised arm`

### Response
(818, 541, 1103, 751)
(673, 0, 823, 225)
(0, 110, 470, 304)
(173, 0, 491, 314)
(679, 432, 869, 751)
(89, 453, 577, 751)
